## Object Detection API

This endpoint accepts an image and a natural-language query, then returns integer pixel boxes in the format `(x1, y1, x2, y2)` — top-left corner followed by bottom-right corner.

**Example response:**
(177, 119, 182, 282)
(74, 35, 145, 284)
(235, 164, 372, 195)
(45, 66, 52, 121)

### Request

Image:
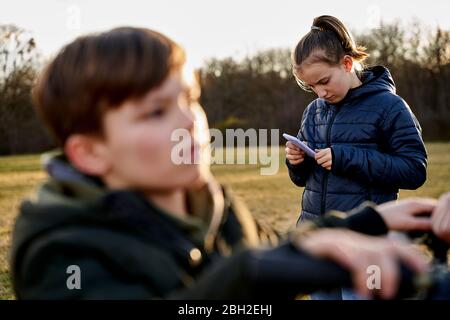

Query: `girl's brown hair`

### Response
(292, 15, 369, 90)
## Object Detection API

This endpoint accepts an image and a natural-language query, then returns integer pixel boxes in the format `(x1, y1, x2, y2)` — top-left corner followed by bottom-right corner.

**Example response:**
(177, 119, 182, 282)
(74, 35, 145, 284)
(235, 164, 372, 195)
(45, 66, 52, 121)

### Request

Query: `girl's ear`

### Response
(341, 55, 354, 72)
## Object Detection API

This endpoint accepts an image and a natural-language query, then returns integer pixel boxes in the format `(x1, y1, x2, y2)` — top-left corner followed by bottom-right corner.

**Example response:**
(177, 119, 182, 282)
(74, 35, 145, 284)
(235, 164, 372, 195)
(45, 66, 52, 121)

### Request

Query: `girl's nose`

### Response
(317, 88, 327, 99)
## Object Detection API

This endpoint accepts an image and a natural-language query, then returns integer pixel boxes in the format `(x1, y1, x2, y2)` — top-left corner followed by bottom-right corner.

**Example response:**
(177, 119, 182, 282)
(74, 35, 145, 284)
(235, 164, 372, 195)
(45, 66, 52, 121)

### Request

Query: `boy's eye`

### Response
(146, 108, 165, 118)
(188, 95, 198, 105)
(182, 91, 197, 106)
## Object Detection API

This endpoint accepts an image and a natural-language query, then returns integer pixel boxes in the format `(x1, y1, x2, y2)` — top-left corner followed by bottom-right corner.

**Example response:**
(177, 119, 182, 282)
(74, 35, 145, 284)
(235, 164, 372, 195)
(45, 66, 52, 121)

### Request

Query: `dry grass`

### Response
(0, 143, 449, 299)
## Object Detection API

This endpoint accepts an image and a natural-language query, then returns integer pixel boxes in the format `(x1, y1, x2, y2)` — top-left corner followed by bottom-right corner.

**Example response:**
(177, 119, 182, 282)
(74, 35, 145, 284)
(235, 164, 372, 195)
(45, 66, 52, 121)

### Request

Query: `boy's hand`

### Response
(294, 229, 428, 299)
(286, 141, 305, 165)
(431, 192, 450, 244)
(376, 198, 437, 231)
(315, 148, 332, 170)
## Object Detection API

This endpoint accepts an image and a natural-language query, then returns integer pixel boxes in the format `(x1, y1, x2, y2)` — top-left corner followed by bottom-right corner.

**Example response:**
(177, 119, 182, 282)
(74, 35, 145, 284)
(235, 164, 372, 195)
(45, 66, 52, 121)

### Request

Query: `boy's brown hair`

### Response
(33, 27, 185, 146)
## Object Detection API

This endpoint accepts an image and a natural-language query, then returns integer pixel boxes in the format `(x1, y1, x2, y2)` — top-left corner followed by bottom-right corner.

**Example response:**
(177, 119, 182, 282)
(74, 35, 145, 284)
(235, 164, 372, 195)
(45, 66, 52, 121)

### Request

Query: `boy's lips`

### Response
(173, 137, 200, 164)
(191, 141, 200, 162)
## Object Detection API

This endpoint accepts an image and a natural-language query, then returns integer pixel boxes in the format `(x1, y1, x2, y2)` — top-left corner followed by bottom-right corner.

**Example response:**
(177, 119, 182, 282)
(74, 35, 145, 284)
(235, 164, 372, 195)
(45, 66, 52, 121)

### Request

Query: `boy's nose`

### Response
(180, 106, 194, 131)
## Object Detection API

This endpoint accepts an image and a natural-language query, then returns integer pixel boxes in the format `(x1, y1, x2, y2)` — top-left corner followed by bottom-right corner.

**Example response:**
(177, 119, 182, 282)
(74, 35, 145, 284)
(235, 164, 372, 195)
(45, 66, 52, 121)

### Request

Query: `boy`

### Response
(10, 27, 433, 299)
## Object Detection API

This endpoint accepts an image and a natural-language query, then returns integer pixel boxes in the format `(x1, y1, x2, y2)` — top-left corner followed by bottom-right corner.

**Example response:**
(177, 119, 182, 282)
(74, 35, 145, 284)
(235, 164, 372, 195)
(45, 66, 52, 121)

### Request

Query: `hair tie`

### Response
(311, 26, 322, 31)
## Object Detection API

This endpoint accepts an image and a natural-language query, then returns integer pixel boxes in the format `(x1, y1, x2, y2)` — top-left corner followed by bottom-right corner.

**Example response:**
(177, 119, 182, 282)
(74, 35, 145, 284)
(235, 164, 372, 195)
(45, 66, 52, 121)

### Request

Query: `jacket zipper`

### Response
(320, 106, 338, 215)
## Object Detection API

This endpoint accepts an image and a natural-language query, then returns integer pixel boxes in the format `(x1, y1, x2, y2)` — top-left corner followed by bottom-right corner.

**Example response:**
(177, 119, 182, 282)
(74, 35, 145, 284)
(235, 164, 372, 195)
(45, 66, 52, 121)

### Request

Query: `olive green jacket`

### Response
(10, 154, 387, 299)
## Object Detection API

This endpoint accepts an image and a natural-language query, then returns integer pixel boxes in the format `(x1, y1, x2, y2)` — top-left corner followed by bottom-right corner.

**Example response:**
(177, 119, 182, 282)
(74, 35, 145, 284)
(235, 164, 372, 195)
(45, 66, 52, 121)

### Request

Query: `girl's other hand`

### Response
(286, 141, 305, 165)
(315, 148, 332, 170)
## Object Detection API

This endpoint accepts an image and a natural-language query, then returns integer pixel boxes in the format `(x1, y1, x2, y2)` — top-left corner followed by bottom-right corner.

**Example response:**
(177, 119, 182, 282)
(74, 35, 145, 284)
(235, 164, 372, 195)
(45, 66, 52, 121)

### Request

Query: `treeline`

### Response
(0, 20, 449, 155)
(200, 20, 450, 141)
(0, 25, 53, 155)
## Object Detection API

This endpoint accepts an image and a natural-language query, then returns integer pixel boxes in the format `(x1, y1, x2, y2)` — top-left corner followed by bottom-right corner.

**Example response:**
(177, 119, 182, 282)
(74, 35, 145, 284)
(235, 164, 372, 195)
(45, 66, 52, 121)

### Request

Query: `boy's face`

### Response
(98, 70, 201, 192)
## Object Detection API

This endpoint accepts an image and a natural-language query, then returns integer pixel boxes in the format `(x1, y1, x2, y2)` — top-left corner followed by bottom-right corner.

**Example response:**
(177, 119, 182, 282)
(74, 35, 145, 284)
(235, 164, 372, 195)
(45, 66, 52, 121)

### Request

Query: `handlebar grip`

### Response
(247, 244, 420, 299)
(408, 231, 449, 264)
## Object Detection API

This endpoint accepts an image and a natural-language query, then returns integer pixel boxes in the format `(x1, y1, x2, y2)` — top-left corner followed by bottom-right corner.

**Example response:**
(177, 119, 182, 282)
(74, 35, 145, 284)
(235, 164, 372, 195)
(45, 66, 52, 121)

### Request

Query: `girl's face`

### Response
(296, 56, 354, 104)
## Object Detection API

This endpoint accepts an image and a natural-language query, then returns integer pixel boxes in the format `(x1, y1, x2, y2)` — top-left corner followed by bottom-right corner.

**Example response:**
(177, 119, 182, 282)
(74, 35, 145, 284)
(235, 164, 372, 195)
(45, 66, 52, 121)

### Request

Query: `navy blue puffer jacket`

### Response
(287, 66, 427, 223)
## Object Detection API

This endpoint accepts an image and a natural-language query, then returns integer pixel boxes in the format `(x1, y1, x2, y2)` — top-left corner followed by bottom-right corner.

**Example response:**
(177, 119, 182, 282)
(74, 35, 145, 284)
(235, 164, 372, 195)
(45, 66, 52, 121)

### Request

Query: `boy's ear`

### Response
(342, 55, 354, 72)
(64, 134, 111, 176)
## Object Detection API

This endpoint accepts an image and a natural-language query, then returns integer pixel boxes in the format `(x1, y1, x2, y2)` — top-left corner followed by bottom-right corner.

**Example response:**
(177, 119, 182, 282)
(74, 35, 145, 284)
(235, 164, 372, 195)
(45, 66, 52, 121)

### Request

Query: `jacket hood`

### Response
(337, 65, 396, 105)
(11, 153, 106, 255)
(10, 152, 226, 272)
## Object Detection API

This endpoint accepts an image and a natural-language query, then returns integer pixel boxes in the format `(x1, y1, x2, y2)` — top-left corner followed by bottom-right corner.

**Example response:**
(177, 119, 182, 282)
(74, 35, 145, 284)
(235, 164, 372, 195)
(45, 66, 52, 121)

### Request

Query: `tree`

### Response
(0, 24, 52, 154)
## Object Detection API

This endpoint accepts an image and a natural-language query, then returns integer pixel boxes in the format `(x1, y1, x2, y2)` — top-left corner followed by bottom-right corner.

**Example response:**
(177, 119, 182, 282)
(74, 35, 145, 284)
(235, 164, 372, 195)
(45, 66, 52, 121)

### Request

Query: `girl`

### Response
(285, 15, 428, 299)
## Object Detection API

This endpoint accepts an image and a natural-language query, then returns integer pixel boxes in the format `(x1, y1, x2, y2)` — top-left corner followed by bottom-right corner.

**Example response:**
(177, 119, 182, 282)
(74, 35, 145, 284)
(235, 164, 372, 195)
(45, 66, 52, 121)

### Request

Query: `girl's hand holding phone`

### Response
(286, 141, 305, 165)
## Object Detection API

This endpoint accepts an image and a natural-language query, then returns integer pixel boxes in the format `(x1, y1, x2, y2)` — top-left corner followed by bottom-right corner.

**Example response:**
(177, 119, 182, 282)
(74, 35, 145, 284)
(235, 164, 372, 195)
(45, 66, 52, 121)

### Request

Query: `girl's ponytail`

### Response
(312, 15, 368, 63)
(292, 15, 369, 74)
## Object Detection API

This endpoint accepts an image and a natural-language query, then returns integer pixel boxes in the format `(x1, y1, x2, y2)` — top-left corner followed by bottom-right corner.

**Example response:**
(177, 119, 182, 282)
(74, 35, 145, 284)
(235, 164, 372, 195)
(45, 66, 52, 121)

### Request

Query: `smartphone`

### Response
(283, 133, 316, 158)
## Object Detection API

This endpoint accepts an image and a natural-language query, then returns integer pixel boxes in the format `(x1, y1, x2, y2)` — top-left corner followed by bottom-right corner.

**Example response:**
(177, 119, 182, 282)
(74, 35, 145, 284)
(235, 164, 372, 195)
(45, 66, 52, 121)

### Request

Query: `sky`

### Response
(2, 0, 450, 68)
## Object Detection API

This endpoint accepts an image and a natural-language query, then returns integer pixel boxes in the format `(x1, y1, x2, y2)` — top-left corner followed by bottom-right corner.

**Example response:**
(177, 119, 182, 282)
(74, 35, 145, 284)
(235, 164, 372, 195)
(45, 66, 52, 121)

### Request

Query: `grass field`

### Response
(0, 143, 449, 299)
